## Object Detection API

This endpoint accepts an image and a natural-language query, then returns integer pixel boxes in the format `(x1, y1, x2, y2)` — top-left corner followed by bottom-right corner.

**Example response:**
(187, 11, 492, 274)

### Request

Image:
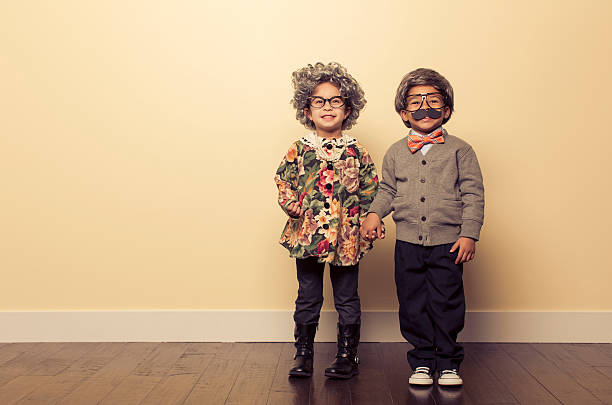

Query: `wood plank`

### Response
(0, 376, 52, 405)
(14, 375, 84, 405)
(0, 343, 67, 387)
(98, 343, 187, 405)
(15, 343, 123, 405)
(349, 343, 394, 405)
(27, 342, 98, 375)
(59, 342, 127, 378)
(461, 343, 518, 404)
(57, 343, 157, 405)
(563, 344, 612, 367)
(182, 343, 251, 405)
(533, 344, 612, 404)
(99, 375, 162, 405)
(267, 342, 310, 405)
(0, 344, 40, 368)
(309, 342, 351, 405)
(224, 343, 283, 405)
(131, 342, 188, 377)
(595, 366, 612, 379)
(467, 343, 559, 405)
(139, 345, 216, 405)
(502, 343, 602, 404)
(378, 342, 435, 405)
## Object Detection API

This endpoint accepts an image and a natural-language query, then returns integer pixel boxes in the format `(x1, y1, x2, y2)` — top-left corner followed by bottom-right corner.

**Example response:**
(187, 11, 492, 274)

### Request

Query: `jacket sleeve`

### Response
(274, 142, 300, 216)
(458, 147, 485, 240)
(358, 146, 379, 213)
(367, 147, 396, 219)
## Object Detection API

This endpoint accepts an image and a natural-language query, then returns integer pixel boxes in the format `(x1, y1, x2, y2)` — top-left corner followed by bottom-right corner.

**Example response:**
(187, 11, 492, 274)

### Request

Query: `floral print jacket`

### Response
(275, 133, 379, 266)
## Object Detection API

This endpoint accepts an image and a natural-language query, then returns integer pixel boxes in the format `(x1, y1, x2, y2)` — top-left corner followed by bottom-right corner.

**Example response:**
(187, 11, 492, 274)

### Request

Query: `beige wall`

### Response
(2, 1, 611, 312)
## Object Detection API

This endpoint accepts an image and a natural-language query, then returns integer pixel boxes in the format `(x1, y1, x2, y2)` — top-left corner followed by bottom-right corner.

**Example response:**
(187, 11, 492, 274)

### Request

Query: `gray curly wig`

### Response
(291, 62, 366, 130)
(395, 68, 454, 128)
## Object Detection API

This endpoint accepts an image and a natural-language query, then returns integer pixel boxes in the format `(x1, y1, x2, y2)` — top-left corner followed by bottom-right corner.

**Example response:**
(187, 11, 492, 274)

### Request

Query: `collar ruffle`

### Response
(301, 132, 357, 148)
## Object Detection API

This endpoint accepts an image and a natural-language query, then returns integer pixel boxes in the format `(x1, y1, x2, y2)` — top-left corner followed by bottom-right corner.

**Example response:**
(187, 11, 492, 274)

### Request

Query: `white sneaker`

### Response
(408, 366, 433, 385)
(438, 369, 463, 386)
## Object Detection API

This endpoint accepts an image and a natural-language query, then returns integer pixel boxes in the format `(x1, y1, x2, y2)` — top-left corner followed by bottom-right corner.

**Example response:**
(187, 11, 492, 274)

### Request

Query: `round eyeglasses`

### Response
(405, 92, 445, 112)
(309, 96, 346, 109)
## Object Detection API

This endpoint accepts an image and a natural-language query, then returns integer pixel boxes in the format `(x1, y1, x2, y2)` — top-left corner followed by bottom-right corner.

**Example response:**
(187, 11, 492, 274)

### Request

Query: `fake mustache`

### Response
(411, 108, 443, 120)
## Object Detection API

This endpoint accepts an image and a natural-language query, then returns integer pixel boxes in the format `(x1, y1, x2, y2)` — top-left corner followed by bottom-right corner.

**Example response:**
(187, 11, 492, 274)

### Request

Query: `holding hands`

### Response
(361, 213, 385, 241)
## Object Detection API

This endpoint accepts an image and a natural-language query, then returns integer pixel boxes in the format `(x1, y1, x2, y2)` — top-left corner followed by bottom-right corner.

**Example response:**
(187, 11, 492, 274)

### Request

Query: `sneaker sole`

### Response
(408, 378, 433, 386)
(438, 380, 463, 386)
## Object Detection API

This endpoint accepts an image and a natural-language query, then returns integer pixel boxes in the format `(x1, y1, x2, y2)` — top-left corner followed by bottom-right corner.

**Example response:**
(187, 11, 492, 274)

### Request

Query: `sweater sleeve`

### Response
(274, 142, 300, 216)
(358, 146, 379, 213)
(457, 147, 485, 240)
(367, 147, 396, 219)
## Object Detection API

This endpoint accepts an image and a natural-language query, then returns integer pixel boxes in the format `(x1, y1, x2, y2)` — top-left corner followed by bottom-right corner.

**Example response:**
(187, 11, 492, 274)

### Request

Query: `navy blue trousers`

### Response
(395, 240, 465, 371)
(293, 257, 361, 325)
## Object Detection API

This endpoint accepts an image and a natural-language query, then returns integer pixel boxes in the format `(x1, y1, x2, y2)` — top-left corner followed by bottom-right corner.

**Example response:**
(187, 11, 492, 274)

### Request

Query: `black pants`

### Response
(293, 257, 361, 325)
(395, 240, 465, 371)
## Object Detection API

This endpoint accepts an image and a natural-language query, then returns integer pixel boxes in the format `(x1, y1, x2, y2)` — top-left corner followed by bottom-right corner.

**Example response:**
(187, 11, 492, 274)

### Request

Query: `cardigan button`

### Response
(422, 160, 427, 165)
(327, 164, 334, 170)
(418, 235, 423, 241)
(420, 178, 426, 183)
(323, 223, 329, 229)
(420, 197, 426, 202)
(325, 184, 332, 190)
(421, 216, 426, 222)
(326, 143, 333, 150)
(324, 202, 330, 209)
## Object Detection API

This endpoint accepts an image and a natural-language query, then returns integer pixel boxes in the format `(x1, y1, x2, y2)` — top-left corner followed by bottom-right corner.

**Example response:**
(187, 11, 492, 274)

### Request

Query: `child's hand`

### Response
(286, 201, 303, 218)
(450, 237, 476, 264)
(361, 213, 385, 241)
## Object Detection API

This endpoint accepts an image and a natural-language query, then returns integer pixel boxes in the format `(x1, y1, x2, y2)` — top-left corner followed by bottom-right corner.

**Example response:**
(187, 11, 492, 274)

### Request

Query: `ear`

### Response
(344, 106, 351, 118)
(305, 107, 311, 120)
(443, 107, 450, 119)
(400, 109, 410, 122)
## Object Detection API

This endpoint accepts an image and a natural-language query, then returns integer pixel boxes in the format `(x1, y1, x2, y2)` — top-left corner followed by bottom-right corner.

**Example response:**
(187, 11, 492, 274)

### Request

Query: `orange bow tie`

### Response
(406, 129, 445, 153)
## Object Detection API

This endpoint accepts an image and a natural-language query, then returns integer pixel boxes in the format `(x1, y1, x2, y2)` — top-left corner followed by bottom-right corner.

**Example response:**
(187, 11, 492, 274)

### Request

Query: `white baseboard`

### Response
(1, 310, 611, 343)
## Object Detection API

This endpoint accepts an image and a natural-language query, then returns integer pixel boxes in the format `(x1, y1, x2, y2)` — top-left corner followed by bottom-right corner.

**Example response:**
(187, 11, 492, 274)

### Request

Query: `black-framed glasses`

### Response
(405, 92, 445, 112)
(309, 96, 345, 109)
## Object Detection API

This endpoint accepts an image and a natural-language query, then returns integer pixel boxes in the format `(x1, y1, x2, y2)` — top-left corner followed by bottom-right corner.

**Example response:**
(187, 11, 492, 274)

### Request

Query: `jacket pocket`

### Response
(391, 196, 417, 224)
(430, 199, 462, 227)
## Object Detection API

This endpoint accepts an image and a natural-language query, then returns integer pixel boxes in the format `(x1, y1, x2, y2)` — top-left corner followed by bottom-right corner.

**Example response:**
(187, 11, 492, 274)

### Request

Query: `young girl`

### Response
(275, 62, 378, 379)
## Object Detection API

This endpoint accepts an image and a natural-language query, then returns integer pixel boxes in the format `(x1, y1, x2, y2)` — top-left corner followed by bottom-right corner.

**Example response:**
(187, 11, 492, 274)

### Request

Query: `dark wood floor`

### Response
(0, 342, 611, 404)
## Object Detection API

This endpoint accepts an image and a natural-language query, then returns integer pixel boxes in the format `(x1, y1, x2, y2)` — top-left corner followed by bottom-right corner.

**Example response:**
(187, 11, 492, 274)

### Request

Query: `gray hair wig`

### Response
(395, 68, 454, 128)
(291, 62, 366, 130)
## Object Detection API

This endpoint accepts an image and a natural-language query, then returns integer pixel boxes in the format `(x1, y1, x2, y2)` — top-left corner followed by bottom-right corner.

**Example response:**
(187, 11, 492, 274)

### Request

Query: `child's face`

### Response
(400, 85, 450, 135)
(305, 82, 350, 134)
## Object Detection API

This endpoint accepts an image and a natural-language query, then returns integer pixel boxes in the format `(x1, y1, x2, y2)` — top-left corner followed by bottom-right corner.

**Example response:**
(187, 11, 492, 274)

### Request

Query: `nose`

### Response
(322, 100, 333, 109)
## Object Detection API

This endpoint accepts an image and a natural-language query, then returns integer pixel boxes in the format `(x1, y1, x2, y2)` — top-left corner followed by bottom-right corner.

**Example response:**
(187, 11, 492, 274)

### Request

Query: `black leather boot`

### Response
(325, 323, 360, 379)
(289, 323, 317, 377)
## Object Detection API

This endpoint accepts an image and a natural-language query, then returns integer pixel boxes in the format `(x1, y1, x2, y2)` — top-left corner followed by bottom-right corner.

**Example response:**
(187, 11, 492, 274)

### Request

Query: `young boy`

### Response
(361, 68, 484, 386)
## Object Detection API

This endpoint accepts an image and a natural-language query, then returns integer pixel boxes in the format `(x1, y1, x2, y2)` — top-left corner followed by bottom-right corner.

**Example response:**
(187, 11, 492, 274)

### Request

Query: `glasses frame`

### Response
(404, 92, 446, 112)
(308, 96, 346, 109)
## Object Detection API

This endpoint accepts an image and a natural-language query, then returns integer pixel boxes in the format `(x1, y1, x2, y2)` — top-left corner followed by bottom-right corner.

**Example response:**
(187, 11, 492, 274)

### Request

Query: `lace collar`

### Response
(301, 132, 357, 148)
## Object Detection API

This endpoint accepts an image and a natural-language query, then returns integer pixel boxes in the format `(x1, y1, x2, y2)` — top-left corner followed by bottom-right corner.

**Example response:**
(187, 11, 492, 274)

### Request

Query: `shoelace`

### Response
(414, 366, 431, 375)
(440, 369, 458, 376)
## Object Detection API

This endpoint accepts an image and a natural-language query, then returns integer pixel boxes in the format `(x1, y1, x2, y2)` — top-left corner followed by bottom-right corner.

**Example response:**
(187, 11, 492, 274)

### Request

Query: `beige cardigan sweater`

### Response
(368, 133, 484, 245)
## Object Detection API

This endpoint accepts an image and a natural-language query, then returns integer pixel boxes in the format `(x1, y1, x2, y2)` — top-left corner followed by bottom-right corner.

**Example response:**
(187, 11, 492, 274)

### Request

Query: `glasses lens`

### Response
(406, 95, 424, 112)
(310, 97, 324, 108)
(330, 97, 345, 108)
(425, 93, 445, 109)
